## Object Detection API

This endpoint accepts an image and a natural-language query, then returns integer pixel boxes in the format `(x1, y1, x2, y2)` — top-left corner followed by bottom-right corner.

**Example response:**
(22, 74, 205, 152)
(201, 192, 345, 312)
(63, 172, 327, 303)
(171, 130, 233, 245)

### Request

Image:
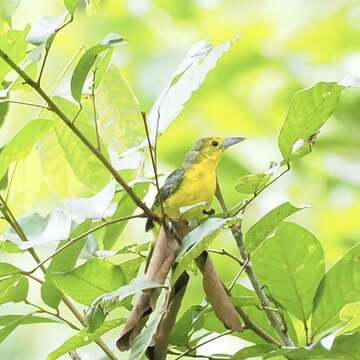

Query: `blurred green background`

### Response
(1, 0, 360, 358)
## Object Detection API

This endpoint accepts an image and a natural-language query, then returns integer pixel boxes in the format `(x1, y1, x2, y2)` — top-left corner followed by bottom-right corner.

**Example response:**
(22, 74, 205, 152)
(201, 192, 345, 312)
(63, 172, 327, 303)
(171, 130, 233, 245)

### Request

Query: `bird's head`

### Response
(185, 136, 246, 167)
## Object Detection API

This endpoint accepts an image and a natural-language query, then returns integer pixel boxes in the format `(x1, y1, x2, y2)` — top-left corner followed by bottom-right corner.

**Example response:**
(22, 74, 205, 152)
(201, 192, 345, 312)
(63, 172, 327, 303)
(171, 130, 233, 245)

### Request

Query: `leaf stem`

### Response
(0, 49, 159, 223)
(141, 111, 165, 220)
(173, 330, 233, 360)
(91, 68, 101, 152)
(207, 248, 243, 266)
(0, 99, 49, 110)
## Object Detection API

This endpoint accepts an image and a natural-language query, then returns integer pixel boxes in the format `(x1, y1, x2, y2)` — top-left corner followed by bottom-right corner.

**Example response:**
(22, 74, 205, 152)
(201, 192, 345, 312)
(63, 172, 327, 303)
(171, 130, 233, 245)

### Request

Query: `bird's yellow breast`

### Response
(162, 162, 217, 219)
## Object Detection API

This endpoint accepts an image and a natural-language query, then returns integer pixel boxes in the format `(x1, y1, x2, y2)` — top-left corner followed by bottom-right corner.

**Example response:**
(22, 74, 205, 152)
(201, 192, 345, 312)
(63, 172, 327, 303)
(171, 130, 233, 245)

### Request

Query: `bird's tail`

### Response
(145, 217, 154, 232)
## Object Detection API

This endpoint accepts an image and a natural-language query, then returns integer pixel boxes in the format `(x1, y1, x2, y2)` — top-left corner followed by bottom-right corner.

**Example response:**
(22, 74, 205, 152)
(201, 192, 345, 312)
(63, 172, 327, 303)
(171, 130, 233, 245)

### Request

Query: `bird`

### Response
(145, 136, 246, 231)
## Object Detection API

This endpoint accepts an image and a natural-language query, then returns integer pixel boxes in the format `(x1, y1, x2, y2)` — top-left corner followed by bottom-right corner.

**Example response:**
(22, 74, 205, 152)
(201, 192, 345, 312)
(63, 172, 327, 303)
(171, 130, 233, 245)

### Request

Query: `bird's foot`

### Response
(203, 208, 215, 216)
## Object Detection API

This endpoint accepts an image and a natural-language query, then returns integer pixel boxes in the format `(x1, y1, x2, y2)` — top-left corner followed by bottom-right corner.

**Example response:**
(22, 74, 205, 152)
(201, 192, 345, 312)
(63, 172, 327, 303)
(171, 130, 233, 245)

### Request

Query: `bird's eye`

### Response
(211, 140, 219, 147)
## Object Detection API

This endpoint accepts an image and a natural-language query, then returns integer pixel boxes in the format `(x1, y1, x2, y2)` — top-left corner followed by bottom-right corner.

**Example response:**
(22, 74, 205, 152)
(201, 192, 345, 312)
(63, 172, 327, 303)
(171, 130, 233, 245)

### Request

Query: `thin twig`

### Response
(228, 256, 250, 291)
(141, 111, 165, 220)
(0, 99, 49, 110)
(207, 248, 243, 266)
(173, 330, 233, 360)
(25, 300, 80, 330)
(27, 213, 146, 273)
(37, 15, 74, 84)
(5, 160, 18, 202)
(91, 68, 101, 151)
(0, 49, 159, 223)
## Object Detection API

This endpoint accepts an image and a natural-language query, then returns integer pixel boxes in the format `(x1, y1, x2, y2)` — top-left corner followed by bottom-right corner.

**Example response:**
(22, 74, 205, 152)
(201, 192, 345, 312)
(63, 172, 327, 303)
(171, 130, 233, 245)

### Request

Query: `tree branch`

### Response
(0, 49, 159, 223)
(0, 99, 49, 110)
(215, 179, 294, 347)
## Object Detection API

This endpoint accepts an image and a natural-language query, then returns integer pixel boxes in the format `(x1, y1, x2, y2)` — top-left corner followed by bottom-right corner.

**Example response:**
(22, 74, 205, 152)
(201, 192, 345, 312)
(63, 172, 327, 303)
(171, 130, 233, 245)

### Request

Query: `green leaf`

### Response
(53, 96, 111, 191)
(46, 318, 125, 360)
(252, 222, 325, 321)
(169, 305, 204, 347)
(51, 257, 141, 306)
(96, 65, 143, 150)
(64, 0, 79, 14)
(231, 344, 278, 359)
(0, 0, 20, 24)
(235, 173, 271, 194)
(245, 202, 306, 253)
(172, 218, 230, 284)
(0, 274, 28, 305)
(331, 332, 360, 358)
(71, 33, 125, 102)
(312, 242, 360, 337)
(0, 119, 53, 182)
(0, 313, 61, 344)
(27, 13, 67, 46)
(0, 95, 9, 128)
(144, 38, 235, 145)
(278, 81, 345, 162)
(0, 25, 29, 82)
(0, 314, 60, 326)
(0, 262, 21, 277)
(41, 220, 91, 309)
(103, 182, 149, 249)
(86, 276, 162, 332)
(129, 312, 162, 360)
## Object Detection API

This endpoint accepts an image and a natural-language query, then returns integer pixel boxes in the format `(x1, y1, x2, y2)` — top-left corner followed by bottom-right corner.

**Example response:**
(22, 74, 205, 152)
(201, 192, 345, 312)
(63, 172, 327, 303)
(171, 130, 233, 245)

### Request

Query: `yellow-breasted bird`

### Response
(145, 136, 245, 231)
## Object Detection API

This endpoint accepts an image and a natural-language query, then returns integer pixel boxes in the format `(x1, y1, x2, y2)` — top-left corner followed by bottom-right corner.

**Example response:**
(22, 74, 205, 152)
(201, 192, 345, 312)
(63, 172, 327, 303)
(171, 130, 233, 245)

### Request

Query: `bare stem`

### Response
(173, 330, 233, 360)
(91, 68, 101, 152)
(37, 15, 74, 85)
(0, 99, 49, 109)
(141, 111, 165, 219)
(207, 248, 243, 266)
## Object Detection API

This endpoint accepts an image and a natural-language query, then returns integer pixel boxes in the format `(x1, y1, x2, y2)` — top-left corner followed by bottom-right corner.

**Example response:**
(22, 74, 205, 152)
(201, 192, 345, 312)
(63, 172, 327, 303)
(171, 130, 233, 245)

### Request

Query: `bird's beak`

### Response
(222, 137, 246, 149)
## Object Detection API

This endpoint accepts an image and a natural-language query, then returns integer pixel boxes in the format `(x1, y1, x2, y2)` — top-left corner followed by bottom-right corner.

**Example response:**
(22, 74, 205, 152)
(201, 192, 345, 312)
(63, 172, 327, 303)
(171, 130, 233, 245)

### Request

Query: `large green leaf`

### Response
(41, 220, 91, 309)
(71, 33, 125, 102)
(0, 25, 29, 82)
(278, 81, 345, 162)
(103, 182, 149, 249)
(172, 217, 230, 284)
(331, 332, 360, 359)
(252, 222, 325, 321)
(86, 276, 162, 332)
(53, 96, 111, 191)
(46, 318, 125, 360)
(312, 242, 360, 337)
(0, 119, 53, 182)
(144, 38, 235, 145)
(245, 202, 306, 253)
(0, 274, 28, 305)
(0, 313, 60, 344)
(129, 312, 162, 360)
(0, 262, 21, 277)
(96, 65, 143, 150)
(51, 257, 142, 305)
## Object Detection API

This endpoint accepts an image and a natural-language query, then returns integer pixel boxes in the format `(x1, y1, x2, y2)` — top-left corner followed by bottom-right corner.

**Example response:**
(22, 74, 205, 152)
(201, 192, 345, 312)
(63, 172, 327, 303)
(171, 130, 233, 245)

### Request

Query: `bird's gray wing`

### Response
(155, 167, 185, 206)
